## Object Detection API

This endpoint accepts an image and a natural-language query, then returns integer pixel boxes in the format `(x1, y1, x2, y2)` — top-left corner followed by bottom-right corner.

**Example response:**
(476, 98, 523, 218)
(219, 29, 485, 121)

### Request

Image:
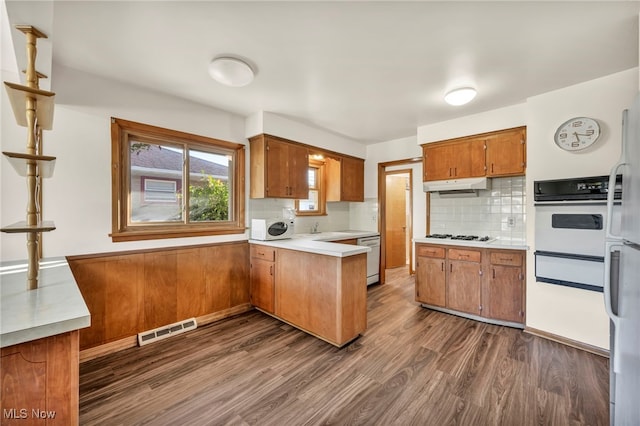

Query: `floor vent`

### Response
(137, 318, 197, 346)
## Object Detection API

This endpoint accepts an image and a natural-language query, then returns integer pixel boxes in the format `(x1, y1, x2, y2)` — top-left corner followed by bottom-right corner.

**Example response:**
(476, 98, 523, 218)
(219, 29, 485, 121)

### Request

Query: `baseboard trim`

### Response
(80, 336, 138, 362)
(80, 304, 254, 362)
(524, 326, 609, 358)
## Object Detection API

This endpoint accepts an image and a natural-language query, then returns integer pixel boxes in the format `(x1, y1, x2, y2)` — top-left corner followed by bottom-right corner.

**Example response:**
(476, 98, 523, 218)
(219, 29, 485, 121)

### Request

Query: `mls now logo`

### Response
(4, 408, 56, 419)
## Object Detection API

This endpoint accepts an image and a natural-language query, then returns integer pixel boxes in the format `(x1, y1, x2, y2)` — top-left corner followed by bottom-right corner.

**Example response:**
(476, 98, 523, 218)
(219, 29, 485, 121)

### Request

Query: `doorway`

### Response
(385, 171, 411, 269)
(378, 157, 422, 284)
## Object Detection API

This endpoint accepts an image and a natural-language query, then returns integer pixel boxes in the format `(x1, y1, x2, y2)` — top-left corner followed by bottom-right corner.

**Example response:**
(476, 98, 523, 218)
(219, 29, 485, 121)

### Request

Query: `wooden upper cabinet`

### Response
(249, 134, 309, 199)
(485, 127, 526, 177)
(423, 139, 485, 181)
(422, 126, 526, 181)
(326, 156, 365, 202)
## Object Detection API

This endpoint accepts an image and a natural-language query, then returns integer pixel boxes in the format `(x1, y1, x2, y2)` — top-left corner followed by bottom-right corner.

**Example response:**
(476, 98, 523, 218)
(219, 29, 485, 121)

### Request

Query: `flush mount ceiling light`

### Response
(444, 87, 477, 106)
(208, 57, 254, 87)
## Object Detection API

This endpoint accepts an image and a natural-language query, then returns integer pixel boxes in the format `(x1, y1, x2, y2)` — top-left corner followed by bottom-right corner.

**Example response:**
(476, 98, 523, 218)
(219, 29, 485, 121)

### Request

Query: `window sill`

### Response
(110, 226, 247, 242)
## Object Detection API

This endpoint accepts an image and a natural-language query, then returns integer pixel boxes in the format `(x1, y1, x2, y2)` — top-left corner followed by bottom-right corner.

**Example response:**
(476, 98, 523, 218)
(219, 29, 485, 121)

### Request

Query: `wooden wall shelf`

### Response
(3, 151, 56, 178)
(1, 221, 56, 233)
(4, 81, 55, 130)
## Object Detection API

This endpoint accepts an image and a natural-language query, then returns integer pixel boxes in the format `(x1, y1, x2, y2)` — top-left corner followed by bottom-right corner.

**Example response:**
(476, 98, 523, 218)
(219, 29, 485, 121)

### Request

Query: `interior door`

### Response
(385, 174, 407, 268)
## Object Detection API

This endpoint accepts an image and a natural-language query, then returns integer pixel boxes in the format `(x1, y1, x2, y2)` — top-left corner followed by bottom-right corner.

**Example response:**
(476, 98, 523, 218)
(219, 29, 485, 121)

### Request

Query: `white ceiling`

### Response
(5, 1, 640, 144)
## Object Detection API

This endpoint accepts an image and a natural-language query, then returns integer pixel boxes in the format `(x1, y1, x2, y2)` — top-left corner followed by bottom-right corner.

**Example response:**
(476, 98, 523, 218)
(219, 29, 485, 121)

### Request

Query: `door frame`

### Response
(378, 157, 422, 283)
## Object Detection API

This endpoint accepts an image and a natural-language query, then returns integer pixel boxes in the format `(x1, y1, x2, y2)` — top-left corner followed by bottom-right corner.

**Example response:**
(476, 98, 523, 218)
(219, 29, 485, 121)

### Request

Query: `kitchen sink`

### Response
(293, 231, 352, 241)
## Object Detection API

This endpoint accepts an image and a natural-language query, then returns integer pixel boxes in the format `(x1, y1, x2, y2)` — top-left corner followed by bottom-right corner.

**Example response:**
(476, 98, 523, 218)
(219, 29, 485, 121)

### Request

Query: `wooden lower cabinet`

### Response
(415, 243, 525, 326)
(447, 259, 482, 315)
(249, 246, 276, 314)
(1, 331, 79, 425)
(415, 247, 446, 307)
(486, 250, 525, 322)
(250, 244, 367, 346)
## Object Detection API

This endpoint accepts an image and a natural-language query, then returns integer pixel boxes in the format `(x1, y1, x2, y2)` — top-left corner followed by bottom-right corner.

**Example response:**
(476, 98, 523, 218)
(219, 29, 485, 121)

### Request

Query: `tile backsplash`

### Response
(429, 176, 526, 243)
(249, 198, 351, 234)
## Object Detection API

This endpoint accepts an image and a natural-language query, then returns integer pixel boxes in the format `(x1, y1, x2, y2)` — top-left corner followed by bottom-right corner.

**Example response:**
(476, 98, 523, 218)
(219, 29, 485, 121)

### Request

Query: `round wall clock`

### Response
(554, 117, 601, 151)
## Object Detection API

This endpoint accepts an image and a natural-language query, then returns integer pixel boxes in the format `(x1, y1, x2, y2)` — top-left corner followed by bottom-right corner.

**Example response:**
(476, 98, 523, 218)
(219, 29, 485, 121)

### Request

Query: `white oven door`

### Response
(534, 202, 620, 291)
(535, 202, 620, 256)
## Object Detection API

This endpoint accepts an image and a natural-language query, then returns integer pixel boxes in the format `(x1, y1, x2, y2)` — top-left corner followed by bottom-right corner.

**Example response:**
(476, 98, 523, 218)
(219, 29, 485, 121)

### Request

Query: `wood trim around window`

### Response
(110, 117, 246, 242)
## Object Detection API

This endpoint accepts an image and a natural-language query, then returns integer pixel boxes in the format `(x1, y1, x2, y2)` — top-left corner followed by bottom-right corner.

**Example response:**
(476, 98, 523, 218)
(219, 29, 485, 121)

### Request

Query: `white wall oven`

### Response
(534, 175, 622, 292)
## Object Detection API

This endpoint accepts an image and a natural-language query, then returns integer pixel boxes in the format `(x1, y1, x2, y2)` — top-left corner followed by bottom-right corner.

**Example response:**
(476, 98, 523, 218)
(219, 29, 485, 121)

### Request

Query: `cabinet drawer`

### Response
(490, 251, 523, 266)
(448, 248, 481, 262)
(250, 246, 276, 261)
(416, 245, 445, 258)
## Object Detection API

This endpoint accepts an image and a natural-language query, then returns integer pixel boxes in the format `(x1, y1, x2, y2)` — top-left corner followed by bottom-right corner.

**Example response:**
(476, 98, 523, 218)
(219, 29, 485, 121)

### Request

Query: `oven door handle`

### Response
(604, 240, 623, 373)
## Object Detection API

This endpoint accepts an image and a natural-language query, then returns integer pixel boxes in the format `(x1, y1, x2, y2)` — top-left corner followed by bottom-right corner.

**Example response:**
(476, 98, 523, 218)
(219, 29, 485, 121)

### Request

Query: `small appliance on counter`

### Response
(250, 218, 294, 241)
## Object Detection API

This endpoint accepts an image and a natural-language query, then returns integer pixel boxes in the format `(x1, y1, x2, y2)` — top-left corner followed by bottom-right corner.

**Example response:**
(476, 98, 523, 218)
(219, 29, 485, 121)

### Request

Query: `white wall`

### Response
(363, 136, 425, 260)
(245, 111, 367, 159)
(417, 103, 527, 143)
(525, 68, 638, 349)
(1, 64, 248, 260)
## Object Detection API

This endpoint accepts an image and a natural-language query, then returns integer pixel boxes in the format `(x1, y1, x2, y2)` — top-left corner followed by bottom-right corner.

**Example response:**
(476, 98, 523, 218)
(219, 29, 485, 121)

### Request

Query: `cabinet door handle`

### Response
(441, 262, 444, 272)
(270, 265, 273, 275)
(450, 264, 453, 272)
(492, 268, 496, 279)
(491, 163, 494, 173)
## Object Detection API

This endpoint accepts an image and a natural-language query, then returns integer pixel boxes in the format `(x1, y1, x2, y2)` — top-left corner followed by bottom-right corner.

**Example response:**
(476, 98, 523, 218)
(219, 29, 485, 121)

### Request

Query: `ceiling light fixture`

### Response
(444, 87, 477, 106)
(208, 57, 254, 87)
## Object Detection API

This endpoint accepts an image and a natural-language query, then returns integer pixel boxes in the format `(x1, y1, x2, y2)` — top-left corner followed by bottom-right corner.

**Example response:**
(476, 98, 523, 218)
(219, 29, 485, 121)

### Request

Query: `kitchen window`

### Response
(111, 117, 245, 242)
(296, 159, 326, 216)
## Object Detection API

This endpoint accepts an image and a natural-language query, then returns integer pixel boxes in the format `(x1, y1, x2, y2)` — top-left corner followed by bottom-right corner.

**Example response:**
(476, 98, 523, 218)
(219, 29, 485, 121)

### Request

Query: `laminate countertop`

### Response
(413, 237, 528, 251)
(1, 257, 91, 348)
(250, 230, 379, 257)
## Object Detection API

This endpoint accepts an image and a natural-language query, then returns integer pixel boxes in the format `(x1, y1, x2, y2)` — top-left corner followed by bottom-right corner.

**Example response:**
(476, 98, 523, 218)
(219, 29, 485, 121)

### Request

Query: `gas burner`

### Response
(451, 235, 480, 241)
(425, 234, 494, 242)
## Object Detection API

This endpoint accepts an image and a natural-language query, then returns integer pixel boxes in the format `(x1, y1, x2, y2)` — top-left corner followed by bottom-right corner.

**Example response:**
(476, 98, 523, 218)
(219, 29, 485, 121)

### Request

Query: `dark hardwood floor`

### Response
(79, 267, 609, 425)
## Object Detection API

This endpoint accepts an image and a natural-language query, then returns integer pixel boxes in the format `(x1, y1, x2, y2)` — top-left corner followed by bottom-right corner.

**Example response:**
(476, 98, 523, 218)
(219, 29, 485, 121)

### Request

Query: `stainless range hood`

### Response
(423, 177, 490, 193)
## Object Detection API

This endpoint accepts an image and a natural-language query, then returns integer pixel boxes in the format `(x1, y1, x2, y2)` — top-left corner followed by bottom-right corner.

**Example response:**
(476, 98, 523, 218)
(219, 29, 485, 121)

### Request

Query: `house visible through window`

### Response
(111, 118, 245, 241)
(143, 178, 178, 203)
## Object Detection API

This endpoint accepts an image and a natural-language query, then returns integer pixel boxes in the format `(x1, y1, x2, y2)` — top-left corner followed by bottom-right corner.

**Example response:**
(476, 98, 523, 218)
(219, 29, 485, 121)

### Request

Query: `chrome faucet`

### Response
(311, 222, 320, 234)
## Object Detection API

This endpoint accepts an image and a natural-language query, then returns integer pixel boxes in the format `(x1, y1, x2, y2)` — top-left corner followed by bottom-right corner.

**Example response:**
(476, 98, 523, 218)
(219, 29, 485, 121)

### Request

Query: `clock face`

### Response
(554, 117, 601, 151)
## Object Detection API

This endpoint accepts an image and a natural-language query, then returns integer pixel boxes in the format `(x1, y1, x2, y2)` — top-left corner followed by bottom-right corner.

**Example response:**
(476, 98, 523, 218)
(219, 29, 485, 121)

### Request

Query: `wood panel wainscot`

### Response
(67, 241, 251, 359)
(415, 243, 526, 327)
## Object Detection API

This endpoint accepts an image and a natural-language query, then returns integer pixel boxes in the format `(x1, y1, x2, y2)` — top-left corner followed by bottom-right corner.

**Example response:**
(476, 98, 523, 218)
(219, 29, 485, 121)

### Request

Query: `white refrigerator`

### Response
(605, 93, 640, 425)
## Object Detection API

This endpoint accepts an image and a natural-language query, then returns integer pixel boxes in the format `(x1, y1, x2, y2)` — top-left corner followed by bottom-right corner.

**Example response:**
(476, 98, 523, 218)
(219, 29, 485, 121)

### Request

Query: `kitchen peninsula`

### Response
(249, 233, 372, 347)
(1, 258, 90, 425)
